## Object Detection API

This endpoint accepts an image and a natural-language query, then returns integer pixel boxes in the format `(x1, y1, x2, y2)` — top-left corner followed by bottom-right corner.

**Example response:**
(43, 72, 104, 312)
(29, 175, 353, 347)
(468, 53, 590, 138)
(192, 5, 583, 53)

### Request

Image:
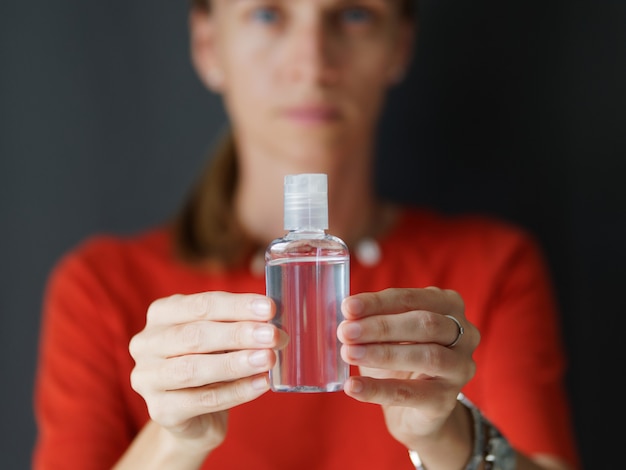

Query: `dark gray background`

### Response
(2, 1, 624, 468)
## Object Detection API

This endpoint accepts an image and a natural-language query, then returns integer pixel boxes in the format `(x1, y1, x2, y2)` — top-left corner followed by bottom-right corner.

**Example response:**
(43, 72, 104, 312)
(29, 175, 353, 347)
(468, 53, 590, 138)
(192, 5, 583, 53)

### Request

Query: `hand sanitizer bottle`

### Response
(265, 173, 350, 392)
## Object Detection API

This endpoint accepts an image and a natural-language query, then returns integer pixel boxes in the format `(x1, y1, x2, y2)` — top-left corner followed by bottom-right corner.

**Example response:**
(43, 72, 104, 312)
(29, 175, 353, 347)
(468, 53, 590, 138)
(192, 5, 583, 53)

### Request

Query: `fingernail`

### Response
(251, 298, 271, 317)
(348, 345, 366, 359)
(342, 322, 362, 340)
(253, 325, 274, 344)
(252, 375, 269, 390)
(249, 350, 269, 367)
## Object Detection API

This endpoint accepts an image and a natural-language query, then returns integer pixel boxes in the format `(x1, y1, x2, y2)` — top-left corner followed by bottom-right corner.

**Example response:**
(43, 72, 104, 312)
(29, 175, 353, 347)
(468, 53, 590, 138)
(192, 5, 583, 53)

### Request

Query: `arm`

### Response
(33, 247, 285, 469)
(338, 286, 481, 469)
(33, 251, 139, 469)
(338, 280, 577, 470)
(116, 291, 287, 469)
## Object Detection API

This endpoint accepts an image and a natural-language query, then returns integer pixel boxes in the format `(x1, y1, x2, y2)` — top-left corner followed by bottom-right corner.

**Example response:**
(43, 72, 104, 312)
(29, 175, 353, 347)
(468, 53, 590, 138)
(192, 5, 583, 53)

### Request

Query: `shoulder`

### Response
(45, 225, 172, 295)
(58, 225, 168, 266)
(385, 206, 551, 290)
(386, 207, 557, 327)
(397, 206, 541, 256)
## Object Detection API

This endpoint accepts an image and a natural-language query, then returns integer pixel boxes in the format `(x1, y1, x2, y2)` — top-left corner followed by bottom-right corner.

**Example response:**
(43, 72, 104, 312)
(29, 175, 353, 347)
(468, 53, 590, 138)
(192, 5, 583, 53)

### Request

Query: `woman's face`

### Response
(192, 0, 412, 164)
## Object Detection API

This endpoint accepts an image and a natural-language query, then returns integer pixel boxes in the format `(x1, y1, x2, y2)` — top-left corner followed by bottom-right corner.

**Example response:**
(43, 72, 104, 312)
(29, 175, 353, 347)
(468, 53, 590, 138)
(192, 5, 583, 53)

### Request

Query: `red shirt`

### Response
(33, 208, 580, 469)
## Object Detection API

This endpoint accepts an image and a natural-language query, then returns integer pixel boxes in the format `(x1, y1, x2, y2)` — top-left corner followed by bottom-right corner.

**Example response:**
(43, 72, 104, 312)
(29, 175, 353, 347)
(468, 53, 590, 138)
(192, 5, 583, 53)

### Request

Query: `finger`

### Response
(338, 310, 463, 347)
(131, 349, 275, 393)
(130, 321, 287, 359)
(343, 375, 458, 409)
(341, 287, 464, 320)
(146, 292, 274, 326)
(340, 342, 473, 382)
(146, 373, 270, 428)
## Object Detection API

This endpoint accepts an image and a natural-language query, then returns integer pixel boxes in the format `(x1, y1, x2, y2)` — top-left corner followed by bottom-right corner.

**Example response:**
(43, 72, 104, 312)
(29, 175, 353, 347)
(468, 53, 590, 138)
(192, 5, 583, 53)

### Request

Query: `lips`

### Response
(282, 105, 341, 124)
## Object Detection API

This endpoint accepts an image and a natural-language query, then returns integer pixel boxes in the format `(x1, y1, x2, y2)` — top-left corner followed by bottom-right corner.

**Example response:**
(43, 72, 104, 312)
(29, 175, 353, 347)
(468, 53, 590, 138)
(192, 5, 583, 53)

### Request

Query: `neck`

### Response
(232, 138, 388, 249)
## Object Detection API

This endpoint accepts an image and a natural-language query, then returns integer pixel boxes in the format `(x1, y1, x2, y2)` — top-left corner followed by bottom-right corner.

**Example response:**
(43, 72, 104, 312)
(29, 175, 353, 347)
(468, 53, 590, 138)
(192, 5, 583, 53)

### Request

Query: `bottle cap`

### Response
(283, 173, 328, 230)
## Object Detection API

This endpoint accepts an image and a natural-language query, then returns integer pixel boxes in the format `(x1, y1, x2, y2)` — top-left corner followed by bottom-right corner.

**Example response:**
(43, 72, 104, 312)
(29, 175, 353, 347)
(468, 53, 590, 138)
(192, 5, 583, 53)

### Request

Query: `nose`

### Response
(284, 17, 339, 86)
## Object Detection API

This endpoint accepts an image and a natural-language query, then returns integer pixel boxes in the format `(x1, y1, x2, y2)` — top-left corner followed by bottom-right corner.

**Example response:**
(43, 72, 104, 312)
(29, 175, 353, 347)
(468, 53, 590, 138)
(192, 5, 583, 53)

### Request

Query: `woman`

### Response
(33, 0, 580, 469)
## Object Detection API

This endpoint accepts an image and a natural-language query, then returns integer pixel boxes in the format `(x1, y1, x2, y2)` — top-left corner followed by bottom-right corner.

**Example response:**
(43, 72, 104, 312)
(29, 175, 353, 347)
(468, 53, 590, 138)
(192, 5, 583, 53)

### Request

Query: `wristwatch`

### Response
(408, 393, 516, 470)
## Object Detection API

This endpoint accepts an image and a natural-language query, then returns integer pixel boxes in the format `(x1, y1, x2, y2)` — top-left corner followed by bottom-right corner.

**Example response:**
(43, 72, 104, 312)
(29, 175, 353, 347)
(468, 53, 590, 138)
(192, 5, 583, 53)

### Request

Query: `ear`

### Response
(387, 20, 416, 85)
(189, 6, 224, 93)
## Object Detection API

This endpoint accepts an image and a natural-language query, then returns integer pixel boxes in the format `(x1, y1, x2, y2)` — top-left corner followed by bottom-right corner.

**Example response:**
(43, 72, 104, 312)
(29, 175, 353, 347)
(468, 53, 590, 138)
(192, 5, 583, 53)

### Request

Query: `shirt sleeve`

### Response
(32, 242, 135, 469)
(473, 231, 581, 469)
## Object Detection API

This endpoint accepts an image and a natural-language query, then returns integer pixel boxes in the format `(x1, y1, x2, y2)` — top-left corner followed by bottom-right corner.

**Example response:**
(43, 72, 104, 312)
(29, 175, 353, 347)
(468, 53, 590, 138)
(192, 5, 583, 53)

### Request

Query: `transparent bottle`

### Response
(265, 174, 350, 392)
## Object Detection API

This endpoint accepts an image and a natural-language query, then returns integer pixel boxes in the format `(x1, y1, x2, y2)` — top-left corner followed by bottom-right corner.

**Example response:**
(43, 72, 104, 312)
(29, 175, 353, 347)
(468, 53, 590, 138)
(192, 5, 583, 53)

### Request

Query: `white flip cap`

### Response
(283, 173, 329, 230)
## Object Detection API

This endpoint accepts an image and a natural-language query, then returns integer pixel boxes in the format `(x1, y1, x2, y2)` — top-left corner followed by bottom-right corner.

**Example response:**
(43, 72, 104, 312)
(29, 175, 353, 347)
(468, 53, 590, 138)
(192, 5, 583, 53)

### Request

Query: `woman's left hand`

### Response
(337, 287, 480, 453)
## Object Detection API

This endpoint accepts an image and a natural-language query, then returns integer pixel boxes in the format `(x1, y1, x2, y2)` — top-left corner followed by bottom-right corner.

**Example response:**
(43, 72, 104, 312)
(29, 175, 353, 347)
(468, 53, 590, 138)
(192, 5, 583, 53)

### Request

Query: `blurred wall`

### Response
(2, 1, 625, 468)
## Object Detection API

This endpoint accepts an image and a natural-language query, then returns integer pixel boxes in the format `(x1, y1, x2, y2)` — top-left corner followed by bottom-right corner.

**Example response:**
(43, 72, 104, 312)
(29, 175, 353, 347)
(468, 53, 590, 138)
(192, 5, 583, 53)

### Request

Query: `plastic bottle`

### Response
(265, 173, 350, 392)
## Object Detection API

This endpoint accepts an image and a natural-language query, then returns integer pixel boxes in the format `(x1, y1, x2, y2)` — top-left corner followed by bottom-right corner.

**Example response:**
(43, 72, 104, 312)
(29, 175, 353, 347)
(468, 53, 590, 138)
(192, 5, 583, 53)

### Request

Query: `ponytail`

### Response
(173, 129, 255, 268)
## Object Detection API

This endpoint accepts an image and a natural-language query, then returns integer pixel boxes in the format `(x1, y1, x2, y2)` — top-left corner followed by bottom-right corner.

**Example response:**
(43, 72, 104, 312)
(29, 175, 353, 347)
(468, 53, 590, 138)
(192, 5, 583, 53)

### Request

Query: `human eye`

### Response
(338, 6, 374, 26)
(249, 6, 281, 25)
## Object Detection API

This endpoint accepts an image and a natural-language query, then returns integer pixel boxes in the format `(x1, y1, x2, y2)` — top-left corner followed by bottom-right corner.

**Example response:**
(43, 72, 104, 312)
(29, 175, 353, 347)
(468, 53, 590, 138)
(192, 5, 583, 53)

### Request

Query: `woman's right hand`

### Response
(128, 291, 286, 457)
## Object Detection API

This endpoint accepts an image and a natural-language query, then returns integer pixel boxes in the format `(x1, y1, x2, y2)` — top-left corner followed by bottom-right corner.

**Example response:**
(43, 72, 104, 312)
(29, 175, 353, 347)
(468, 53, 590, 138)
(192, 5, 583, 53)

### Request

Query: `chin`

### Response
(283, 137, 349, 163)
(288, 123, 354, 147)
